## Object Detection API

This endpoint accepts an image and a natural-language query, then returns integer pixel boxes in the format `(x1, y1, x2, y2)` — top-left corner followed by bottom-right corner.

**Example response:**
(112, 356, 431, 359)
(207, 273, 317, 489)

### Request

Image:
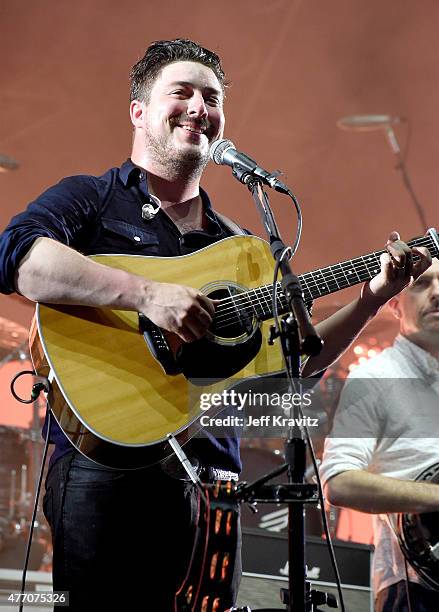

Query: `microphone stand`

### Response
(231, 164, 326, 611)
(384, 126, 428, 232)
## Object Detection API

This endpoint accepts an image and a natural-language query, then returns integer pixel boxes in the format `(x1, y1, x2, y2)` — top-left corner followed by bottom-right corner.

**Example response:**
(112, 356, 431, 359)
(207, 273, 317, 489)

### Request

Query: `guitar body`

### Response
(397, 462, 439, 590)
(30, 236, 284, 468)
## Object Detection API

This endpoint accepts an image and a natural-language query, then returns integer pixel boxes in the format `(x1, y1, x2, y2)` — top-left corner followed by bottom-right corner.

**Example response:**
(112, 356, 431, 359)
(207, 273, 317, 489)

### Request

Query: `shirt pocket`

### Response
(100, 218, 160, 254)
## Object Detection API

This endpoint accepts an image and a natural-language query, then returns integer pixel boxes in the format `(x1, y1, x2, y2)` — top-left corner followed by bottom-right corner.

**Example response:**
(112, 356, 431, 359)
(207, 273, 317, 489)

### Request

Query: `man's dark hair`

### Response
(130, 39, 226, 102)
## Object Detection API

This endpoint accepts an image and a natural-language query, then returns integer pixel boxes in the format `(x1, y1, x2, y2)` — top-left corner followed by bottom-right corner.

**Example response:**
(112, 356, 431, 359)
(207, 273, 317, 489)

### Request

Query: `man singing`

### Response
(0, 38, 431, 610)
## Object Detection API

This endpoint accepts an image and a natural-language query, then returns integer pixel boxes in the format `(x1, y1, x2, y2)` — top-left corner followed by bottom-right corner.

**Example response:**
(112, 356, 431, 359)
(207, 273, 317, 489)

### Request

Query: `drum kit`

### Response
(0, 316, 52, 572)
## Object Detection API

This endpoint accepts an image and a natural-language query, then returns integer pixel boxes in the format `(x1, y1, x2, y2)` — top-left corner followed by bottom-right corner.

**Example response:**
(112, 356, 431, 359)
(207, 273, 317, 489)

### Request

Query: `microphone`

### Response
(209, 139, 290, 194)
(337, 115, 405, 131)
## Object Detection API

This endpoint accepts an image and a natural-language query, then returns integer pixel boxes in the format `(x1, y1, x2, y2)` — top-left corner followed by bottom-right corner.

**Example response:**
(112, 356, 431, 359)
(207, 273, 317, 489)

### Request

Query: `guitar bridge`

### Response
(138, 313, 182, 376)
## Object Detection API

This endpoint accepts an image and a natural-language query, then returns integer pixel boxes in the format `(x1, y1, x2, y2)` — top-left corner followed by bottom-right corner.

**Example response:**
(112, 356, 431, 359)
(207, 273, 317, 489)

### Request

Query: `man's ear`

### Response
(388, 296, 402, 320)
(130, 99, 145, 128)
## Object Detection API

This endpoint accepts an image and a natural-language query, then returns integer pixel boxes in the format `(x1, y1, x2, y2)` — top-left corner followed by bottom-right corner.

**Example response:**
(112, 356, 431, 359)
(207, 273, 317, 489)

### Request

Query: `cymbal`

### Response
(0, 154, 19, 173)
(0, 317, 28, 360)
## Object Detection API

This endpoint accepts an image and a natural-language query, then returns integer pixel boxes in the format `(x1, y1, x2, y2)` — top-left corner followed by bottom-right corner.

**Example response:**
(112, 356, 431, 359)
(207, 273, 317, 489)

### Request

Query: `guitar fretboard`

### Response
(214, 231, 439, 330)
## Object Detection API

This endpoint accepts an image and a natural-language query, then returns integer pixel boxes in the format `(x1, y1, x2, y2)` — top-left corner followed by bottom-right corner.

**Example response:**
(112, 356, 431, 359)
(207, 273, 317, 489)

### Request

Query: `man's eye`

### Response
(412, 280, 428, 290)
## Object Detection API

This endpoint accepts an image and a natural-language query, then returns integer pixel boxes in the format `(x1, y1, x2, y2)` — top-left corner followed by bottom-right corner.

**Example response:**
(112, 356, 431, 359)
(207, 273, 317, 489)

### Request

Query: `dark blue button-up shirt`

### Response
(0, 159, 242, 472)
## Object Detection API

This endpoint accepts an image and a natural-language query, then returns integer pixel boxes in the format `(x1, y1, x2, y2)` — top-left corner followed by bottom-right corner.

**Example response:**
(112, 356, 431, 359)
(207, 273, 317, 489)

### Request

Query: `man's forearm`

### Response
(326, 470, 439, 514)
(302, 286, 385, 376)
(14, 237, 216, 343)
(15, 237, 148, 310)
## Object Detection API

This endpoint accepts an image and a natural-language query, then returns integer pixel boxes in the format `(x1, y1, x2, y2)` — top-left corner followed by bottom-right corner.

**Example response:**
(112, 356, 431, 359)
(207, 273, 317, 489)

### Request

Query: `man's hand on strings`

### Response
(141, 281, 218, 343)
(366, 231, 432, 303)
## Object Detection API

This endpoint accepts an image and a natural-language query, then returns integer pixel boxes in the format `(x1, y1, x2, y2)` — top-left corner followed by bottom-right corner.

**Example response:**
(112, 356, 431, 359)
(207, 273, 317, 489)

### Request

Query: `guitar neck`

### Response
(241, 230, 439, 321)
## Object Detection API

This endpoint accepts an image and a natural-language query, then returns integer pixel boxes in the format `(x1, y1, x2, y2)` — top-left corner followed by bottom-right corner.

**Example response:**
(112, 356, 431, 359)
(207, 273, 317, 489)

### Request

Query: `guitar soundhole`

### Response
(204, 283, 258, 345)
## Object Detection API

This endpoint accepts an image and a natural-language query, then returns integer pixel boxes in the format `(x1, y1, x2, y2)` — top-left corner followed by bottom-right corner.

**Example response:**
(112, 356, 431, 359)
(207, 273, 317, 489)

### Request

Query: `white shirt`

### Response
(320, 335, 439, 596)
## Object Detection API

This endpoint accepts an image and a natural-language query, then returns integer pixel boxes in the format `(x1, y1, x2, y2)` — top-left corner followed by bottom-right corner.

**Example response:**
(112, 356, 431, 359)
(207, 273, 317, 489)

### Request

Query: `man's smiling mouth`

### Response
(178, 124, 205, 135)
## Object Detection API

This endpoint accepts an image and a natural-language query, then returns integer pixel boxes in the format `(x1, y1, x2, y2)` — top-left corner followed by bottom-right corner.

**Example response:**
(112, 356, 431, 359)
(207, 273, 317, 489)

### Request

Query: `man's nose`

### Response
(187, 93, 208, 119)
(430, 278, 439, 298)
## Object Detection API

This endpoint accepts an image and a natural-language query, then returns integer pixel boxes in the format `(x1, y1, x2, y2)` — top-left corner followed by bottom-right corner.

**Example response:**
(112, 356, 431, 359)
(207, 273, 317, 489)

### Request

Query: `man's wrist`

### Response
(360, 282, 387, 314)
(129, 274, 153, 313)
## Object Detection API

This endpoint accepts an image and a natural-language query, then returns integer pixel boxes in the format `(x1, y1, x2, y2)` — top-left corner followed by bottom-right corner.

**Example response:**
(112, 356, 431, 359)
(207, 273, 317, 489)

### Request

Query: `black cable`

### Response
(278, 381, 345, 612)
(18, 408, 52, 612)
(286, 189, 302, 258)
(300, 405, 346, 612)
(10, 370, 50, 404)
(10, 371, 37, 403)
(403, 557, 414, 612)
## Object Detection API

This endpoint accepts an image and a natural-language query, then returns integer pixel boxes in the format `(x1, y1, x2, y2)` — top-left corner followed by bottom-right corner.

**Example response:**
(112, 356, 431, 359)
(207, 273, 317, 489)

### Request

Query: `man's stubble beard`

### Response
(144, 126, 209, 181)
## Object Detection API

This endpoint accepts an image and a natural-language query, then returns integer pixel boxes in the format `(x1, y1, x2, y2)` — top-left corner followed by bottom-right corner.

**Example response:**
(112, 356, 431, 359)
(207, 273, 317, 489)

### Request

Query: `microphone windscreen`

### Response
(209, 139, 235, 164)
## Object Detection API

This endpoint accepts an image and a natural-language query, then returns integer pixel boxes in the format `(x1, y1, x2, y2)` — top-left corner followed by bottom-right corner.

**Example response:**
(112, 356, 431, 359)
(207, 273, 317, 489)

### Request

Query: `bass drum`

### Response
(397, 462, 439, 590)
(239, 445, 323, 537)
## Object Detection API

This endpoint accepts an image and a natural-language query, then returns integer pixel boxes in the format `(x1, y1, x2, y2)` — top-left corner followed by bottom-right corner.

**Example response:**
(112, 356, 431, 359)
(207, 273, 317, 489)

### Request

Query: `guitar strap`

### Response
(214, 212, 247, 236)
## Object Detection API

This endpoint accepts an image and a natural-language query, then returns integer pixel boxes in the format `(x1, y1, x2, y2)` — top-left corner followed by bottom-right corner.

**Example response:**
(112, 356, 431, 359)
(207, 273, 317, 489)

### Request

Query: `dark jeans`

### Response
(43, 451, 241, 611)
(376, 580, 439, 612)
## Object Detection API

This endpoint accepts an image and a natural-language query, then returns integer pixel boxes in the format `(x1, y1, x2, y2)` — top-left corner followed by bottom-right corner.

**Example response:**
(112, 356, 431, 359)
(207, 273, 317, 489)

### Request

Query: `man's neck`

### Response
(161, 194, 207, 232)
(131, 148, 203, 204)
(401, 332, 439, 362)
(131, 156, 207, 231)
(146, 170, 200, 205)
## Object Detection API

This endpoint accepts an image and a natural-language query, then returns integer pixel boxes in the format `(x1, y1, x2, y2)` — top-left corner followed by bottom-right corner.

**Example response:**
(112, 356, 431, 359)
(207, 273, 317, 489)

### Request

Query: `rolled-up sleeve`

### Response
(320, 375, 383, 487)
(0, 175, 99, 294)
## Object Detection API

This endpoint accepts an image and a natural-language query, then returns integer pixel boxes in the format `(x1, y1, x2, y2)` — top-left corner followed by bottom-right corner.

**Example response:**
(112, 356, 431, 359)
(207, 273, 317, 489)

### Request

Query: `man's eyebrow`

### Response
(167, 81, 222, 95)
(411, 274, 431, 287)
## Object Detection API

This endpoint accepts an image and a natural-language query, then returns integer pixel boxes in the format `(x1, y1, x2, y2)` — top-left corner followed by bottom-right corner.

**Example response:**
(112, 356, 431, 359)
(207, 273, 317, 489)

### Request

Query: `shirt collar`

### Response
(119, 159, 144, 188)
(119, 158, 218, 223)
(394, 334, 439, 377)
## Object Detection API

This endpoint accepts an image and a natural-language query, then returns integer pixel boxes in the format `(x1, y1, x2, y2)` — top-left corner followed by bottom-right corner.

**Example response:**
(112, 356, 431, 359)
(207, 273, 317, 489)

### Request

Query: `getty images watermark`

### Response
(197, 388, 321, 435)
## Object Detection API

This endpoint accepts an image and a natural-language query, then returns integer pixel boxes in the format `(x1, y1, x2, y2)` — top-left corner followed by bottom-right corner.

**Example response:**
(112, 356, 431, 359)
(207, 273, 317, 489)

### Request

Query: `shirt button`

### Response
(139, 172, 145, 181)
(134, 235, 141, 242)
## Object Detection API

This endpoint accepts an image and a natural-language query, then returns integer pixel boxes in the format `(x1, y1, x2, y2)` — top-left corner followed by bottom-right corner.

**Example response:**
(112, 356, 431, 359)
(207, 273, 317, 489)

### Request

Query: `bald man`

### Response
(321, 259, 439, 611)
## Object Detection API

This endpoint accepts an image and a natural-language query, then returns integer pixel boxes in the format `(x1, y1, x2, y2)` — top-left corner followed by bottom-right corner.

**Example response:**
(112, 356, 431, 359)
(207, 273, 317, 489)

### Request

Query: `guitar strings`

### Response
(213, 255, 419, 330)
(210, 236, 437, 331)
(213, 246, 432, 329)
(213, 236, 433, 319)
(216, 236, 433, 313)
(213, 236, 434, 317)
(212, 238, 433, 324)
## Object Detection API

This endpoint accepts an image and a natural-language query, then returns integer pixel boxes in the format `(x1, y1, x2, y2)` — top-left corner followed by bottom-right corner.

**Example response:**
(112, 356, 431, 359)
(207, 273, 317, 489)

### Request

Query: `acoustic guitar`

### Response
(29, 231, 439, 468)
(397, 462, 439, 590)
